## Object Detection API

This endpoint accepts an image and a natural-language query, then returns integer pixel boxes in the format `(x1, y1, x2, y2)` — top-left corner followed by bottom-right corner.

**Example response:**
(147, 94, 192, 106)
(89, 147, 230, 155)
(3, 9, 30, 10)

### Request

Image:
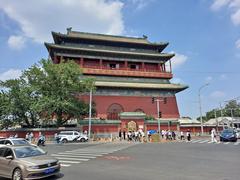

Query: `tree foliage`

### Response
(197, 100, 240, 121)
(0, 59, 95, 128)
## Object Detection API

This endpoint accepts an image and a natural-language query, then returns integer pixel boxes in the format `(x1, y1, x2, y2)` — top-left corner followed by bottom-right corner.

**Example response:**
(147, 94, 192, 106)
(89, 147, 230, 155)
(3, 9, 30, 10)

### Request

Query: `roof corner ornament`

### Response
(142, 35, 148, 39)
(67, 27, 72, 34)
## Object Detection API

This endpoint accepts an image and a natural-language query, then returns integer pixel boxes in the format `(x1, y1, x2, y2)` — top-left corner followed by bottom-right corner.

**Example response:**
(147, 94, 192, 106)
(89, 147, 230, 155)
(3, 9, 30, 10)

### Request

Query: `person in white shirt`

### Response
(211, 128, 217, 143)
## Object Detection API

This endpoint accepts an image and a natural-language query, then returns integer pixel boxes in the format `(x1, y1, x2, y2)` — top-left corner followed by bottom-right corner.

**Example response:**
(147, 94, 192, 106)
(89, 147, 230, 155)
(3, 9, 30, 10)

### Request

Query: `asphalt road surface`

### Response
(43, 140, 239, 180)
(1, 140, 239, 180)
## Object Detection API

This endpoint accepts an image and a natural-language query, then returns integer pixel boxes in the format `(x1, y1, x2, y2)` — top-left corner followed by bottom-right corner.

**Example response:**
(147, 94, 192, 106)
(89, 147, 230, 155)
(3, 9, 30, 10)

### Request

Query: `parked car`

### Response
(0, 145, 60, 180)
(57, 131, 88, 143)
(0, 138, 36, 146)
(220, 129, 237, 142)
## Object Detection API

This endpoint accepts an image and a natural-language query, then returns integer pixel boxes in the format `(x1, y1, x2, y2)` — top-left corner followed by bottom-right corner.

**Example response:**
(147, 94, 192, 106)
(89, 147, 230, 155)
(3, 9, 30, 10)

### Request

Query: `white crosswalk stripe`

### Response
(199, 140, 209, 143)
(191, 140, 202, 143)
(60, 164, 71, 167)
(178, 139, 239, 146)
(52, 142, 136, 167)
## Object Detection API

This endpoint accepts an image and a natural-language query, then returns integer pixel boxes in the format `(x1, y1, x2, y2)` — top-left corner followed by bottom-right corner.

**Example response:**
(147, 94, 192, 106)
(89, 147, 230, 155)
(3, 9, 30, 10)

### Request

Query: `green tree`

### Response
(0, 59, 95, 128)
(0, 79, 40, 128)
(22, 59, 95, 127)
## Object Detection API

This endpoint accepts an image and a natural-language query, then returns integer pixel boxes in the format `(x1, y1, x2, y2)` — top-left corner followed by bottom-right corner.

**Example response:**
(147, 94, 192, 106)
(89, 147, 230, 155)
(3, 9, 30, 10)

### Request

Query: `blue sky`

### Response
(0, 0, 240, 118)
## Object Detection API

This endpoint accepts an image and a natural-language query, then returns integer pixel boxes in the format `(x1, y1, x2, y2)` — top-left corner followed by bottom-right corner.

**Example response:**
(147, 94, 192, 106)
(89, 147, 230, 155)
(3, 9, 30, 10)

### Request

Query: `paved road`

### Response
(1, 140, 239, 180)
(40, 140, 239, 180)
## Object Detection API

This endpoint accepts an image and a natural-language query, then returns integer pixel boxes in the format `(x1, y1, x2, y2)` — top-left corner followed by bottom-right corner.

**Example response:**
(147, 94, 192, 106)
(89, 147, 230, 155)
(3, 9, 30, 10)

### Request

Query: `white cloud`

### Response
(211, 0, 240, 25)
(211, 0, 231, 11)
(170, 52, 188, 69)
(236, 39, 240, 49)
(219, 74, 227, 80)
(0, 69, 22, 81)
(205, 76, 213, 82)
(0, 0, 124, 43)
(231, 9, 240, 25)
(7, 35, 26, 50)
(127, 0, 154, 10)
(210, 90, 226, 99)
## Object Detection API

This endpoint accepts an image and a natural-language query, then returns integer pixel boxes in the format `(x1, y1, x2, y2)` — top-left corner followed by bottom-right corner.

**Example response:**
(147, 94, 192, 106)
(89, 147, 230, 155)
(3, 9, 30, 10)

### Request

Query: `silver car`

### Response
(0, 138, 35, 146)
(0, 145, 60, 180)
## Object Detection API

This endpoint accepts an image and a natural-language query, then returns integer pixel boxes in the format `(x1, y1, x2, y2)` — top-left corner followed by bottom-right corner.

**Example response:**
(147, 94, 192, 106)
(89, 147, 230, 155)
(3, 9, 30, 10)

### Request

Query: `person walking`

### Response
(180, 131, 184, 140)
(119, 130, 122, 141)
(186, 130, 191, 141)
(211, 128, 217, 143)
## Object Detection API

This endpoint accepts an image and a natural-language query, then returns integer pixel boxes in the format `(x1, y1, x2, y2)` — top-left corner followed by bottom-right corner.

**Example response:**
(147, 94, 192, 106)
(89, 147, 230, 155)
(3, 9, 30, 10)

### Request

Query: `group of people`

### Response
(161, 130, 177, 140)
(25, 132, 46, 146)
(119, 130, 145, 142)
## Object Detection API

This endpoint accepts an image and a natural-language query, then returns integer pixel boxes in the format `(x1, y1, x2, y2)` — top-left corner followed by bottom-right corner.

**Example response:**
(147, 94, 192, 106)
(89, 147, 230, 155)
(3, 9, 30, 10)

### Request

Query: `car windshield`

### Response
(59, 132, 72, 135)
(222, 130, 234, 134)
(11, 139, 29, 145)
(14, 146, 46, 158)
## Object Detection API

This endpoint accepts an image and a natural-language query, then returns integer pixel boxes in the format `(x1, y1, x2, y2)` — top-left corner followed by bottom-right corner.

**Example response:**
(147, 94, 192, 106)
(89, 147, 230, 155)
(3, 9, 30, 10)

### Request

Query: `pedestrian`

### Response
(180, 131, 184, 140)
(54, 132, 60, 144)
(172, 131, 176, 140)
(211, 128, 217, 143)
(186, 130, 191, 141)
(119, 130, 122, 141)
(14, 133, 18, 138)
(29, 132, 34, 143)
(123, 130, 126, 140)
(25, 132, 29, 141)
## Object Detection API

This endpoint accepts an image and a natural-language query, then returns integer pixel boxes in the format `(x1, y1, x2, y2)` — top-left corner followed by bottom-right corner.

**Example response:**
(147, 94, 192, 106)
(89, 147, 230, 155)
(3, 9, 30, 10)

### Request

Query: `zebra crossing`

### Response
(180, 139, 240, 145)
(51, 142, 136, 168)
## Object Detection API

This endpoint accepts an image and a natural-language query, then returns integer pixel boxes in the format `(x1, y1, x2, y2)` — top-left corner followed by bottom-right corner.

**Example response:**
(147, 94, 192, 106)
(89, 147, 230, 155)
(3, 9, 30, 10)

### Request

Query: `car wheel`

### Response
(79, 138, 85, 142)
(12, 168, 22, 180)
(62, 139, 68, 143)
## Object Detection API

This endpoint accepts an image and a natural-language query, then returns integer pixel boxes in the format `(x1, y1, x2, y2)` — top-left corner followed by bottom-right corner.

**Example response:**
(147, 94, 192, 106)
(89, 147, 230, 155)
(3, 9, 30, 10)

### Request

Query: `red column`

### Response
(124, 61, 128, 69)
(80, 57, 84, 67)
(142, 62, 145, 71)
(158, 63, 161, 71)
(53, 55, 58, 64)
(100, 59, 103, 69)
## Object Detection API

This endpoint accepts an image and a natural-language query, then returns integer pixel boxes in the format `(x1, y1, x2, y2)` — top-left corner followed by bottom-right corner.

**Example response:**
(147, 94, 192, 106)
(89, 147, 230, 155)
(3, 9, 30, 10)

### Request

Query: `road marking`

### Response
(199, 140, 209, 143)
(66, 151, 108, 155)
(60, 164, 71, 167)
(59, 160, 81, 164)
(192, 140, 202, 143)
(59, 152, 103, 156)
(52, 154, 97, 159)
(224, 142, 230, 145)
(55, 157, 90, 161)
(207, 141, 213, 144)
(234, 142, 240, 145)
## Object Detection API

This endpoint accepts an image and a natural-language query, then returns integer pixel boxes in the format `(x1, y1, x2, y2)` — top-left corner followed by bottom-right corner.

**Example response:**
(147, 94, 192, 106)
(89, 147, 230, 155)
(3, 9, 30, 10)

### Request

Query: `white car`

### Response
(0, 138, 36, 146)
(57, 131, 88, 143)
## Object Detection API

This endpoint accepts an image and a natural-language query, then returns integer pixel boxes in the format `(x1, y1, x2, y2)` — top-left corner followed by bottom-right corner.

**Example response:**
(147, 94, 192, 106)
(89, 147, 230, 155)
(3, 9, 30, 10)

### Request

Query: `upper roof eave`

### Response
(44, 43, 174, 59)
(94, 81, 188, 92)
(51, 31, 169, 47)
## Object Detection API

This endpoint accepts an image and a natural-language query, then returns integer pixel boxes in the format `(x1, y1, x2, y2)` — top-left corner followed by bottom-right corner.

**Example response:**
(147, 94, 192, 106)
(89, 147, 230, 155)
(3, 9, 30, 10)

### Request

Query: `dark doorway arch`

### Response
(107, 103, 124, 120)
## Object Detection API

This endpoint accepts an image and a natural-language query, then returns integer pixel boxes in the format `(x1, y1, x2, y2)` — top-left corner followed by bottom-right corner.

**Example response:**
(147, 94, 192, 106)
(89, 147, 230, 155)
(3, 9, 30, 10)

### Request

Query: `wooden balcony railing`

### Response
(82, 66, 172, 79)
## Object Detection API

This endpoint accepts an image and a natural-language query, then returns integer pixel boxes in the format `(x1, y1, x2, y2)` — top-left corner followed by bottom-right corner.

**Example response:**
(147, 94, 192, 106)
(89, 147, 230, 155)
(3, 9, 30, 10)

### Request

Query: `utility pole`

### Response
(198, 83, 209, 135)
(156, 99, 161, 139)
(152, 97, 167, 139)
(88, 88, 92, 141)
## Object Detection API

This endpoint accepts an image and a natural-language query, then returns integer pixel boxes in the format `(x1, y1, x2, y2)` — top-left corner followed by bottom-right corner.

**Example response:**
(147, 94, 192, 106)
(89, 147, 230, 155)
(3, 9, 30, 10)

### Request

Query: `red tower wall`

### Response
(81, 95, 180, 119)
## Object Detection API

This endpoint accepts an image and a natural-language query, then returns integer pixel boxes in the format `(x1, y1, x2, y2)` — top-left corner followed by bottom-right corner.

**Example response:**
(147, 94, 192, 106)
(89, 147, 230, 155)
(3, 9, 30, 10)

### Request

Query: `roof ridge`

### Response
(69, 31, 147, 41)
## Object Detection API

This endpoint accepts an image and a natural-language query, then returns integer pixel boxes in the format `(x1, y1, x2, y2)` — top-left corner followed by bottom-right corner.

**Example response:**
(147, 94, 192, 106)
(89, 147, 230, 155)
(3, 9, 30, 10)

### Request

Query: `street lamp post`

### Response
(88, 88, 92, 140)
(198, 83, 209, 135)
(156, 99, 161, 139)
